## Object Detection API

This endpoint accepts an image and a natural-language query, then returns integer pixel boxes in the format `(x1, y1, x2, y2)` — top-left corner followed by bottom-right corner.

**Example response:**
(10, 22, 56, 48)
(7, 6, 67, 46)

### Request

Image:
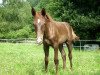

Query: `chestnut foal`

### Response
(31, 8, 79, 75)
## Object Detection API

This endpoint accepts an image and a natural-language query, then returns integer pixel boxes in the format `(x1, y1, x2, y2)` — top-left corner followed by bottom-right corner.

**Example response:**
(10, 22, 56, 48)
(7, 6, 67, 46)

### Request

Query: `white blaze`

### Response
(38, 19, 40, 23)
(37, 19, 43, 44)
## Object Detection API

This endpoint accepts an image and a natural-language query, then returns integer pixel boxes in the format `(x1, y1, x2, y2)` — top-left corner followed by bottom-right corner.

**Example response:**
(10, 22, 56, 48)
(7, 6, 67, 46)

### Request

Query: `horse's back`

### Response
(54, 21, 79, 42)
(52, 21, 72, 43)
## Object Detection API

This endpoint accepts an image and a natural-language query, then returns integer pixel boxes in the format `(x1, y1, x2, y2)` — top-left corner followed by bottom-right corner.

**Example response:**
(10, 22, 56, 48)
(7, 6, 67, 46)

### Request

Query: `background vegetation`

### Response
(0, 0, 100, 40)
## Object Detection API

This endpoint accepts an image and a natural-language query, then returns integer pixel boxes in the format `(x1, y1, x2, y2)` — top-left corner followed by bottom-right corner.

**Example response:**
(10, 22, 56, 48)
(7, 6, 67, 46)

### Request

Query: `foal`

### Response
(31, 8, 79, 75)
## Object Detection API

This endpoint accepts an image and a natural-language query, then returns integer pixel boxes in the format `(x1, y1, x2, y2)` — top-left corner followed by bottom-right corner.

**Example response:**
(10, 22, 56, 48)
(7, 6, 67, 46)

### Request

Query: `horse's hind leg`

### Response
(54, 45, 59, 75)
(59, 44, 66, 69)
(43, 44, 49, 72)
(66, 41, 73, 70)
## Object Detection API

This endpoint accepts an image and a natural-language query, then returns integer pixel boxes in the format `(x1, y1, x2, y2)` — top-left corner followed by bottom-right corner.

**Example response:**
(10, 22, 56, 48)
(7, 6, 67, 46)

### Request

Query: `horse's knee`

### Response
(45, 60, 48, 65)
(45, 57, 49, 64)
(54, 59, 59, 65)
(63, 53, 66, 58)
(68, 53, 72, 59)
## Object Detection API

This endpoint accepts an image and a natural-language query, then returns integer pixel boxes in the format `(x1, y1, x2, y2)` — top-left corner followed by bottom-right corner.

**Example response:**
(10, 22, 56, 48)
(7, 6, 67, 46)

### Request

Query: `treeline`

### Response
(0, 0, 100, 40)
(0, 0, 35, 39)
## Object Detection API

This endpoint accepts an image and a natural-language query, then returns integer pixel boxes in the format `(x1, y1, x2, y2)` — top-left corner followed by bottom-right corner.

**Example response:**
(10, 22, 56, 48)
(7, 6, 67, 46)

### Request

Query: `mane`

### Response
(46, 14, 54, 22)
(38, 11, 54, 22)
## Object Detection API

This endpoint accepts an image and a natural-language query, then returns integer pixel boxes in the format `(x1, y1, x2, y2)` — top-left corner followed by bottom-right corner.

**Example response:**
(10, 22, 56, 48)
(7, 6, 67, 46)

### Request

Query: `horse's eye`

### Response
(33, 23, 36, 26)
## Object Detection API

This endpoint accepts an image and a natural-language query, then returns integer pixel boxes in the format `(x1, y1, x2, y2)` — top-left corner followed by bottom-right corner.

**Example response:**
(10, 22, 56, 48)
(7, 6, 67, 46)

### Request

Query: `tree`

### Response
(31, 0, 100, 40)
(0, 0, 34, 39)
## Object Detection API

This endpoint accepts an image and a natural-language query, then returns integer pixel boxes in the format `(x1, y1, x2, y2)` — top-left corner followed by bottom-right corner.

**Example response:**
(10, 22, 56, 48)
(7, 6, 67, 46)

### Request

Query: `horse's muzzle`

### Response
(36, 37, 43, 44)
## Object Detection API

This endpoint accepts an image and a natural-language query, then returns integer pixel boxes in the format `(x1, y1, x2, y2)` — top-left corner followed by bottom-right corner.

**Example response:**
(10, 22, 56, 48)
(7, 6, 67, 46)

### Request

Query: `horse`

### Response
(31, 8, 79, 75)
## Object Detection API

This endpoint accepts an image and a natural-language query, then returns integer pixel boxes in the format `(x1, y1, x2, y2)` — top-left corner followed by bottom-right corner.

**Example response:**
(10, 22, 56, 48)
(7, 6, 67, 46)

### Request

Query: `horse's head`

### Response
(31, 8, 47, 44)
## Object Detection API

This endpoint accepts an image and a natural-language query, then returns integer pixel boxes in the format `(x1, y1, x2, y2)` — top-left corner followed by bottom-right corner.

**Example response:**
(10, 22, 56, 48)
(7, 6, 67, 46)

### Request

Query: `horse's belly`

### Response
(44, 35, 68, 45)
(59, 35, 67, 44)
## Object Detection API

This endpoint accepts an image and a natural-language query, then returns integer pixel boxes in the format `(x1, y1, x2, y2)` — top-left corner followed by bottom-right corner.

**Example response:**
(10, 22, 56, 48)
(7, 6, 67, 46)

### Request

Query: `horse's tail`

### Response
(71, 27, 79, 42)
(74, 35, 80, 41)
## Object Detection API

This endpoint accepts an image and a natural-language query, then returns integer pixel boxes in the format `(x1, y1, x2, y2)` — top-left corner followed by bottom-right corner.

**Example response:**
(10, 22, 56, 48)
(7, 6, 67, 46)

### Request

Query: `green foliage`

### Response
(32, 0, 100, 40)
(0, 0, 34, 39)
(5, 26, 32, 39)
(0, 0, 100, 39)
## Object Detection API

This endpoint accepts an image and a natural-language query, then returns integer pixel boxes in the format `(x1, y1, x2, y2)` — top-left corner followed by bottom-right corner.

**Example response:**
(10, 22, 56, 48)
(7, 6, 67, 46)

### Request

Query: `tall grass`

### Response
(0, 43, 100, 75)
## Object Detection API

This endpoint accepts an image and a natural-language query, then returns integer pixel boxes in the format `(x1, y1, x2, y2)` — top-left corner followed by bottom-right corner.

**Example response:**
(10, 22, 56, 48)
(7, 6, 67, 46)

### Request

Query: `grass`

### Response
(0, 43, 100, 75)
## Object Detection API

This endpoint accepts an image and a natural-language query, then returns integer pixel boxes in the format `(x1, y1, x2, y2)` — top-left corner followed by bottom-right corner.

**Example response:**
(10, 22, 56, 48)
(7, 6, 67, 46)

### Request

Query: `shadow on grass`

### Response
(28, 69, 35, 75)
(27, 61, 46, 75)
(95, 70, 100, 75)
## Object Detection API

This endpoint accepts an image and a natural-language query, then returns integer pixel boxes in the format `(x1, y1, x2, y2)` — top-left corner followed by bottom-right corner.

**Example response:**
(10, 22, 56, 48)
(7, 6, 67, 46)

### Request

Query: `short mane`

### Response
(46, 14, 54, 22)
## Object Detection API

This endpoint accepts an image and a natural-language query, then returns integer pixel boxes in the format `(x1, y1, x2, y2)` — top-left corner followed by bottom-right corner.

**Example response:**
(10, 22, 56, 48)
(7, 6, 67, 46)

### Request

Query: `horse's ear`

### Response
(31, 8, 36, 16)
(41, 8, 46, 16)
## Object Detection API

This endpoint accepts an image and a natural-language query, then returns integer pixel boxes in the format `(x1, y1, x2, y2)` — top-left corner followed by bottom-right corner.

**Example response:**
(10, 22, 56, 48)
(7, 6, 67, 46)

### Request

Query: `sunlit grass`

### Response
(0, 43, 100, 75)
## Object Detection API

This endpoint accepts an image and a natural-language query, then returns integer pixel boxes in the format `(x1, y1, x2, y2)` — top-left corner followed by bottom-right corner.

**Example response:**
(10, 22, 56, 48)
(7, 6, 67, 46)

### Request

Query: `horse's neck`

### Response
(44, 21, 55, 38)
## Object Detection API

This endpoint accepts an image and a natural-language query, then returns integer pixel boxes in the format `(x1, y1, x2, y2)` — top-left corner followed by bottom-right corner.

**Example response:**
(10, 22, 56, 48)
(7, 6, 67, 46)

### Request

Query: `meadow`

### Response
(0, 43, 100, 75)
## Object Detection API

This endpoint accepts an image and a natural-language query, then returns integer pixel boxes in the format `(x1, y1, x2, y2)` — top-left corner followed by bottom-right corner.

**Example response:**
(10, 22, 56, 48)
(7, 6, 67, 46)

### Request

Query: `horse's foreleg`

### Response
(66, 42, 73, 70)
(43, 44, 49, 72)
(59, 44, 66, 70)
(54, 47, 59, 75)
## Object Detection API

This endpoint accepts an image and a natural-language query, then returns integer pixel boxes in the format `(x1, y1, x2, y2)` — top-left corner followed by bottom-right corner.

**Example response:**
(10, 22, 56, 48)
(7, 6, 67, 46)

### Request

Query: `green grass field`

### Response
(0, 43, 100, 75)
